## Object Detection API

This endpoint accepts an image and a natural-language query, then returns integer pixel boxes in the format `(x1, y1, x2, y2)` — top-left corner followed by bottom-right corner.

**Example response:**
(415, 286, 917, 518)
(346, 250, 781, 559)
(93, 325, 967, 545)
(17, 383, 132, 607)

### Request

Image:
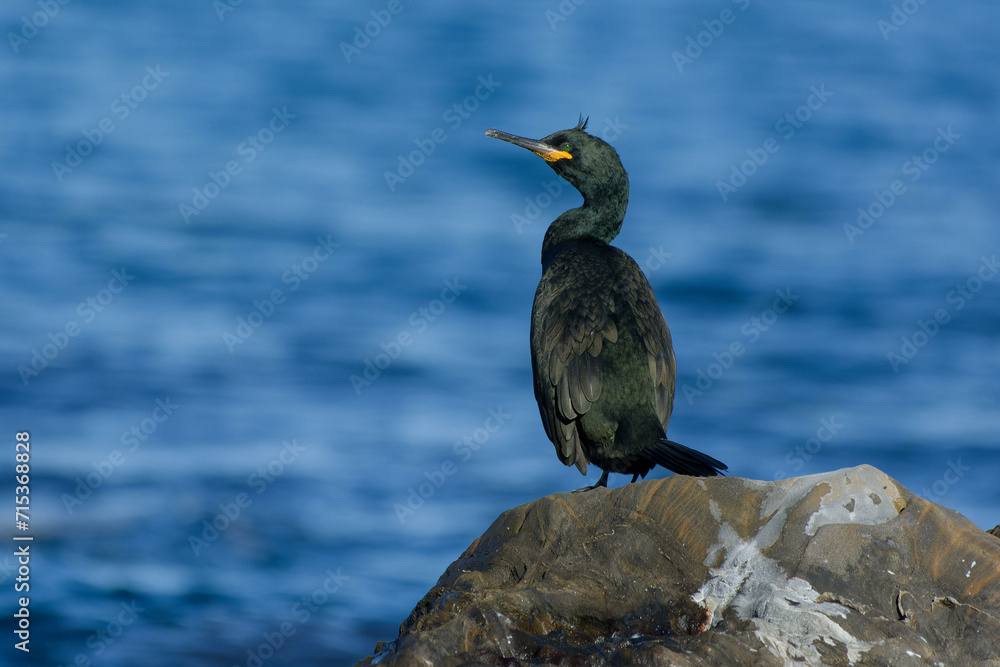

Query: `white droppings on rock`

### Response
(756, 467, 904, 539)
(691, 524, 759, 623)
(800, 467, 904, 536)
(692, 527, 875, 665)
(690, 468, 906, 666)
(709, 498, 721, 522)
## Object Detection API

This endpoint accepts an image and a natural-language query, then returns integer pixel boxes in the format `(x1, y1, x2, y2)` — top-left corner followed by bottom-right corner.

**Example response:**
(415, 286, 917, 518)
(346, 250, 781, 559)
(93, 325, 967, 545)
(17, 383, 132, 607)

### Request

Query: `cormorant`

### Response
(485, 118, 727, 488)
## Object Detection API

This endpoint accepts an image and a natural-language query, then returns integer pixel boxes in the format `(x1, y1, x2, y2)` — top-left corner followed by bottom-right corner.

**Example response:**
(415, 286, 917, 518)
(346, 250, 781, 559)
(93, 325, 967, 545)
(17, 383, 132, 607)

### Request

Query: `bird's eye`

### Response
(561, 143, 572, 152)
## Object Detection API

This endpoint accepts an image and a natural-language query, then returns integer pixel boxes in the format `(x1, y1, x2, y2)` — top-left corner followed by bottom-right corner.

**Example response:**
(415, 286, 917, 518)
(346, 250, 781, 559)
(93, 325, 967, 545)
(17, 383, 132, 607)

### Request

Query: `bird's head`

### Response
(485, 117, 627, 206)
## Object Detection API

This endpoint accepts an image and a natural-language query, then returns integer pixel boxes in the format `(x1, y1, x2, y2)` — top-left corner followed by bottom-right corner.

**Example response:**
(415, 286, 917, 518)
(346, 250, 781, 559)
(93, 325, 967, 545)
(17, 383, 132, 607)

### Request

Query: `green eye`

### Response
(561, 143, 572, 152)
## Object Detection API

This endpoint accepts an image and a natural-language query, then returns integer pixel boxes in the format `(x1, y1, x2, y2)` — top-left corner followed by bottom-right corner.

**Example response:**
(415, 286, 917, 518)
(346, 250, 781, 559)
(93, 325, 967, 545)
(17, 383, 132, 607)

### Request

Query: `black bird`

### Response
(485, 118, 727, 488)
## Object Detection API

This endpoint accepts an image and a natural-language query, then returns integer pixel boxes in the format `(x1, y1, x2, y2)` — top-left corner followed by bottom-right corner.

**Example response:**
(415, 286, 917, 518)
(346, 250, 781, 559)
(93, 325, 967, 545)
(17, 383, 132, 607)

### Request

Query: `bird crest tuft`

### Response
(575, 115, 589, 131)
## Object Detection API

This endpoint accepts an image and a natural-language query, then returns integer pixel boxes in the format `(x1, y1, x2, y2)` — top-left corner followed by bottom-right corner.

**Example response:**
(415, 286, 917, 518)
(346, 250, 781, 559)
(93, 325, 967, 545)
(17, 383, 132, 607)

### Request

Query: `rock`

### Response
(361, 466, 1000, 666)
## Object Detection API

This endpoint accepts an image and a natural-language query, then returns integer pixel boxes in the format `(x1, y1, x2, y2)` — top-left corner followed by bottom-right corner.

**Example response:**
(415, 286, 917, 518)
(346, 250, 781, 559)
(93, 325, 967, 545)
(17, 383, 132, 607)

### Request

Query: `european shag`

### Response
(485, 117, 727, 487)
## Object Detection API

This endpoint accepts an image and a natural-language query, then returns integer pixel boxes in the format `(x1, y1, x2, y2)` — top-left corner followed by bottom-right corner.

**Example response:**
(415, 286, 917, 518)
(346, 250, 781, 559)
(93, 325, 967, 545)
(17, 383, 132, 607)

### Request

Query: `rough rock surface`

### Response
(361, 466, 1000, 666)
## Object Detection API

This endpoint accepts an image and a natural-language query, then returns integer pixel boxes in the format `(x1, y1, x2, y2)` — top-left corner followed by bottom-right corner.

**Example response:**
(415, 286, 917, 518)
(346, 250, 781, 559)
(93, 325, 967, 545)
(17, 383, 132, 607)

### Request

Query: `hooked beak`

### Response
(485, 128, 572, 162)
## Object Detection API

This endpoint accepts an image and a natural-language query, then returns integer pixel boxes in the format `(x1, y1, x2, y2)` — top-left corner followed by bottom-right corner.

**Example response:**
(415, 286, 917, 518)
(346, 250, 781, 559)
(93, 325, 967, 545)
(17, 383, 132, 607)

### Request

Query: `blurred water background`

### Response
(1, 0, 998, 664)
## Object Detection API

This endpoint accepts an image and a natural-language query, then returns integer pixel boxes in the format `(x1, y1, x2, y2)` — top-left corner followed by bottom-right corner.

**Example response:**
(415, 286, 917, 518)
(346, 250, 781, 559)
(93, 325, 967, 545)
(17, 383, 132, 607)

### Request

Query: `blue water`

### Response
(2, 1, 998, 664)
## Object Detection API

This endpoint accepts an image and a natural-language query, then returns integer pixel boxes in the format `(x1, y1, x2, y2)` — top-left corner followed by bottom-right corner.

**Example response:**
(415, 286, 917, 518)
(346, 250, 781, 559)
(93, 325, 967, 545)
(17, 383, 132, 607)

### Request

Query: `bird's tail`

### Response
(641, 438, 727, 477)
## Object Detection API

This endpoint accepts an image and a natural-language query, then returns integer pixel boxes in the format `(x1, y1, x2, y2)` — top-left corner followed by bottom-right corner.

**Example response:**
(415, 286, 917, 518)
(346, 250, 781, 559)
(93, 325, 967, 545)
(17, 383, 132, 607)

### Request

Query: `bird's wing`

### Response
(629, 270, 676, 431)
(531, 273, 617, 474)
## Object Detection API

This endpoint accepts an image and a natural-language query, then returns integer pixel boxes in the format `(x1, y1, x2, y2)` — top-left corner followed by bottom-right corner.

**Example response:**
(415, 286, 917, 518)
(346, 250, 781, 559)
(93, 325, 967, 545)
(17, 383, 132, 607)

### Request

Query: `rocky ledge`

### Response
(361, 465, 1000, 666)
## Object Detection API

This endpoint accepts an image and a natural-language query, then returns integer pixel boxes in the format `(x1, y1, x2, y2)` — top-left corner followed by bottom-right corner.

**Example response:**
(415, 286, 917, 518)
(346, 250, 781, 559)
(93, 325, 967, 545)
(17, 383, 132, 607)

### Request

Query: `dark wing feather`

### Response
(531, 256, 619, 474)
(629, 269, 676, 431)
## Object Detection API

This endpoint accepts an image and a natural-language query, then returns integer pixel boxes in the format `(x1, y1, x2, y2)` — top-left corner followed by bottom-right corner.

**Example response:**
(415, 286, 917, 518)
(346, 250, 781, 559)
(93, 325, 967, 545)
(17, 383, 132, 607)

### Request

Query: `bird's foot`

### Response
(572, 469, 609, 492)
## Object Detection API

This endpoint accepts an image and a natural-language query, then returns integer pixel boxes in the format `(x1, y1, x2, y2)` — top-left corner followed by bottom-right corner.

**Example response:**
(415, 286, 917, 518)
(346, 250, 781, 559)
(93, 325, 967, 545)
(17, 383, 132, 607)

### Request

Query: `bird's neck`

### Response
(540, 182, 628, 264)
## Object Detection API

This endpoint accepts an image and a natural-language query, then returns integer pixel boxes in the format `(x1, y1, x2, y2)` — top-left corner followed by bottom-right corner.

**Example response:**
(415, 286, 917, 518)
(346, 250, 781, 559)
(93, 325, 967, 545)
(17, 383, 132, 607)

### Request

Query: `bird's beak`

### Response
(485, 128, 572, 162)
